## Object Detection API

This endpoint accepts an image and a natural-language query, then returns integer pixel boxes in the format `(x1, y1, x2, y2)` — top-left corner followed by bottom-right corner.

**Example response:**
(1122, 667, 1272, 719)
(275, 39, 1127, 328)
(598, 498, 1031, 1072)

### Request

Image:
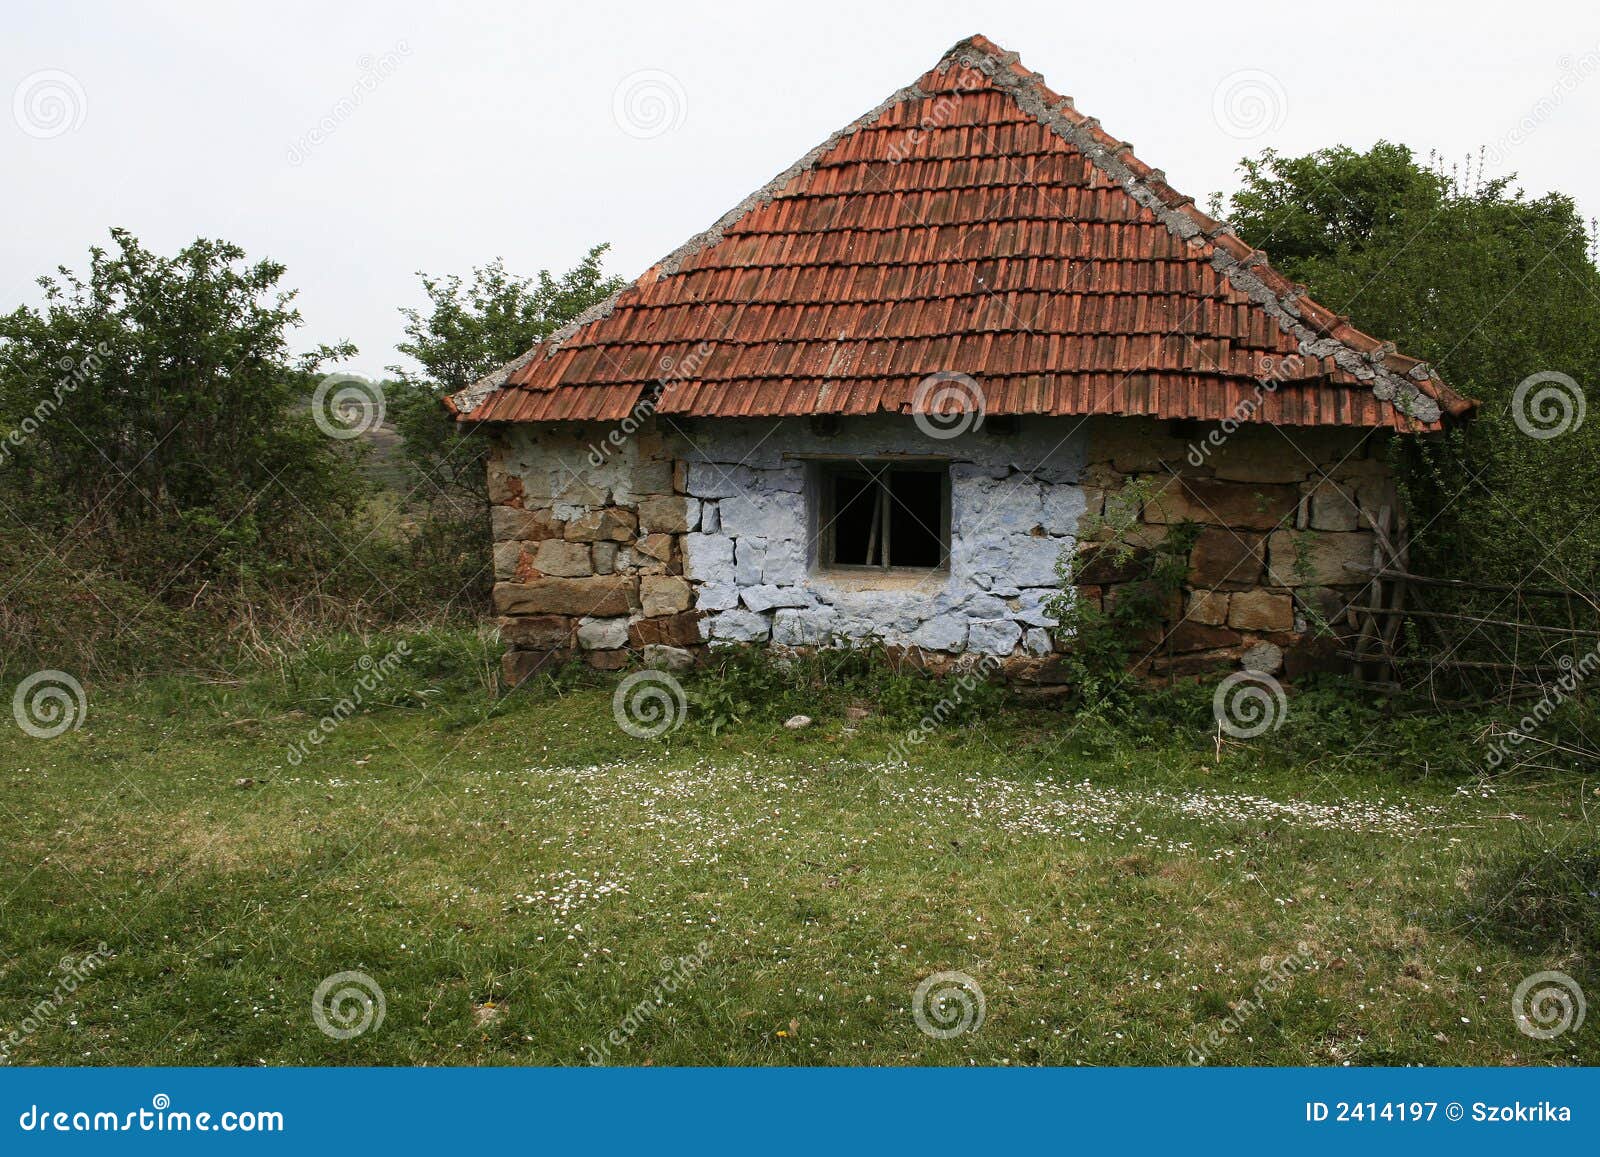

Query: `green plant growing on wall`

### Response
(1286, 528, 1346, 643)
(1047, 475, 1202, 710)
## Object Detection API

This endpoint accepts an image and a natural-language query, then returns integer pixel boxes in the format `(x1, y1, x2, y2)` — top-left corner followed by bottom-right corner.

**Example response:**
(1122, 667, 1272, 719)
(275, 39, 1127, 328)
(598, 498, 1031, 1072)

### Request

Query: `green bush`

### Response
(1221, 144, 1600, 597)
(683, 643, 1008, 735)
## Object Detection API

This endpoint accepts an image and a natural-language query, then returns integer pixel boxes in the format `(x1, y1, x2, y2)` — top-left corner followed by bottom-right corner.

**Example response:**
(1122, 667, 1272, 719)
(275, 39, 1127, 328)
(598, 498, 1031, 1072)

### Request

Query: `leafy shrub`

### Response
(683, 642, 1008, 734)
(1221, 143, 1600, 598)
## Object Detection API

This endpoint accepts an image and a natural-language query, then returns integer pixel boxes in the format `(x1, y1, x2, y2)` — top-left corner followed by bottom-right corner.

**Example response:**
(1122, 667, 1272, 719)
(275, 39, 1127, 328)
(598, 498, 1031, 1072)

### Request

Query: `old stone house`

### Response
(450, 35, 1474, 688)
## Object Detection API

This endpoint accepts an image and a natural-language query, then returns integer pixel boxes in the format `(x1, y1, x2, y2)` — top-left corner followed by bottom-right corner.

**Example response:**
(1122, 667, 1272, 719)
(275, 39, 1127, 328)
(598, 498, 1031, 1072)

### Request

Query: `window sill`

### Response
(811, 567, 950, 591)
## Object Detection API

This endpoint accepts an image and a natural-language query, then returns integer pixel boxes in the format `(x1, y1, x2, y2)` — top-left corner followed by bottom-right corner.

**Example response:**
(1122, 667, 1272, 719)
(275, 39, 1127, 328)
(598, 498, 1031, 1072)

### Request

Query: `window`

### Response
(813, 460, 950, 572)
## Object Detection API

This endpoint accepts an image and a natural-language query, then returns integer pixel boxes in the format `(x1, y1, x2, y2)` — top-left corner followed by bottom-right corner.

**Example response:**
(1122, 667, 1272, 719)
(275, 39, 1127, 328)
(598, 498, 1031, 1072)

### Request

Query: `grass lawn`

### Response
(1, 633, 1595, 1066)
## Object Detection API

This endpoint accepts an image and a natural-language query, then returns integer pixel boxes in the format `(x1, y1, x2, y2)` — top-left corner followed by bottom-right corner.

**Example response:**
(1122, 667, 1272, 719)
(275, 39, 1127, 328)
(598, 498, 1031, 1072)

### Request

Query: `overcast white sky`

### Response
(4, 1, 1597, 379)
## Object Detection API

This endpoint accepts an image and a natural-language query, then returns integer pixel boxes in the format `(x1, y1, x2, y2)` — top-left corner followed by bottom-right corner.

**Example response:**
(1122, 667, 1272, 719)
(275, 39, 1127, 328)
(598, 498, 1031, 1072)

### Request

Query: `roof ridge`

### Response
(451, 33, 1471, 427)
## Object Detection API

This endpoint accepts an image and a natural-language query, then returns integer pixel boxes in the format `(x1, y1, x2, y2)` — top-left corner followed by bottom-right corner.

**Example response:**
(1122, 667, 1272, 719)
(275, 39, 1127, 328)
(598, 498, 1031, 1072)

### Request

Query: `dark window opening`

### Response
(816, 462, 950, 571)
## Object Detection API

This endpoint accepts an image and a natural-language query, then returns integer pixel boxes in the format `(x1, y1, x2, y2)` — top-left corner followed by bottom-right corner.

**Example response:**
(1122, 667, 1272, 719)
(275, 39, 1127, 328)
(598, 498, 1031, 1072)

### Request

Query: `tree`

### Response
(1219, 143, 1600, 592)
(389, 247, 624, 498)
(0, 228, 363, 593)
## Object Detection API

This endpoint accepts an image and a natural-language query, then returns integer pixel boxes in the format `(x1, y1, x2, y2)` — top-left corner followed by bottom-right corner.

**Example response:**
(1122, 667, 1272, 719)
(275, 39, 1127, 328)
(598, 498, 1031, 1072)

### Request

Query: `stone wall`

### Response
(484, 413, 1392, 685)
(486, 421, 704, 685)
(1073, 417, 1392, 679)
(674, 415, 1089, 659)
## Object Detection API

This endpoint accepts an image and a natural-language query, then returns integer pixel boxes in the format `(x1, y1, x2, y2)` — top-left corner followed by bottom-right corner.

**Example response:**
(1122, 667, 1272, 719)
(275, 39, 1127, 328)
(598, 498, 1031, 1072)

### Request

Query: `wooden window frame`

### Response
(811, 458, 951, 574)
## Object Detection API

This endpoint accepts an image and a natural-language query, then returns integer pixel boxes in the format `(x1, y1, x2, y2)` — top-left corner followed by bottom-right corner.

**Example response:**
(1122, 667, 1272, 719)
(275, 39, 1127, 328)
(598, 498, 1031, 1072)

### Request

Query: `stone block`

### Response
(1147, 648, 1244, 677)
(760, 540, 808, 585)
(1304, 585, 1358, 627)
(718, 490, 805, 539)
(1102, 486, 1144, 529)
(1266, 530, 1375, 587)
(1188, 527, 1265, 587)
(1227, 589, 1294, 631)
(497, 614, 576, 650)
(637, 495, 700, 534)
(1011, 588, 1060, 628)
(1145, 478, 1299, 529)
(968, 618, 1022, 656)
(554, 476, 609, 506)
(1209, 426, 1362, 481)
(1186, 589, 1230, 626)
(640, 575, 693, 617)
(585, 649, 631, 671)
(1283, 636, 1343, 678)
(1039, 486, 1090, 535)
(1307, 480, 1362, 532)
(630, 455, 674, 496)
(1009, 537, 1069, 587)
(493, 540, 522, 580)
(910, 614, 969, 652)
(964, 593, 1010, 618)
(1164, 622, 1243, 652)
(1072, 543, 1153, 585)
(740, 584, 813, 613)
(532, 539, 594, 578)
(628, 612, 704, 648)
(493, 576, 637, 618)
(490, 505, 561, 542)
(577, 616, 631, 650)
(684, 461, 754, 499)
(1086, 417, 1183, 473)
(1103, 581, 1183, 625)
(682, 533, 734, 581)
(487, 467, 525, 506)
(643, 644, 696, 670)
(734, 537, 766, 586)
(635, 533, 674, 562)
(564, 508, 637, 542)
(772, 606, 839, 646)
(591, 541, 618, 574)
(694, 583, 739, 612)
(709, 609, 771, 642)
(1206, 434, 1317, 484)
(1242, 641, 1284, 673)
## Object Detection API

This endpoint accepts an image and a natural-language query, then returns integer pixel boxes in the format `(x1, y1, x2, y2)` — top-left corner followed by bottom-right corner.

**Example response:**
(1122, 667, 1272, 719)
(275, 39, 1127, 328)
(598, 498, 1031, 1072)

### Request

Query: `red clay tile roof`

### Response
(452, 35, 1474, 432)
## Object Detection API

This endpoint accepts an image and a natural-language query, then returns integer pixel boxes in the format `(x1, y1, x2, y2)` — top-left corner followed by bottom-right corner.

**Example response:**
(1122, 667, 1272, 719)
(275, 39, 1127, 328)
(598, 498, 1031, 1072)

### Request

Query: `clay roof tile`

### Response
(453, 34, 1474, 430)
